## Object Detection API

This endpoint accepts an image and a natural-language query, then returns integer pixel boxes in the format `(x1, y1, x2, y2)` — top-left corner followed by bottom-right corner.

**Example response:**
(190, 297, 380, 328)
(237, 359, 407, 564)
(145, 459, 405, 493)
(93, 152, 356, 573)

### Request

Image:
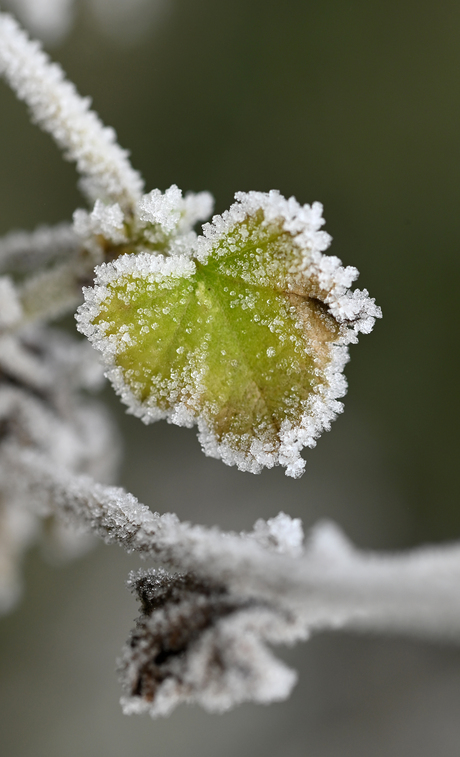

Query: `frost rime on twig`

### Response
(7, 448, 460, 716)
(0, 325, 119, 611)
(0, 12, 144, 208)
(0, 223, 81, 274)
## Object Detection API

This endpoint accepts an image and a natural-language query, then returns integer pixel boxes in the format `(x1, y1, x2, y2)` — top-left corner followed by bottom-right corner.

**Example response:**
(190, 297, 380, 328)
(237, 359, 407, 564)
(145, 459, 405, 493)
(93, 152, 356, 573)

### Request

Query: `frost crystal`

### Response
(77, 191, 381, 477)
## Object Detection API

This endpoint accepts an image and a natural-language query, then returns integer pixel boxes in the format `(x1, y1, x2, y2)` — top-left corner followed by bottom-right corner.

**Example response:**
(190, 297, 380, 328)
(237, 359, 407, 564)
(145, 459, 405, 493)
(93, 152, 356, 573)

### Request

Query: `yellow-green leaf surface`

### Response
(78, 191, 380, 477)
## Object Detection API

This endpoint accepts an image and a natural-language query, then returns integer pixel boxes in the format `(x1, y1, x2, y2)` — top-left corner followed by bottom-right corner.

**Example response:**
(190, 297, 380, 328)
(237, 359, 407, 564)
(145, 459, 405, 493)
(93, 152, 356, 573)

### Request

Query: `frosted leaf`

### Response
(119, 569, 299, 717)
(78, 191, 381, 477)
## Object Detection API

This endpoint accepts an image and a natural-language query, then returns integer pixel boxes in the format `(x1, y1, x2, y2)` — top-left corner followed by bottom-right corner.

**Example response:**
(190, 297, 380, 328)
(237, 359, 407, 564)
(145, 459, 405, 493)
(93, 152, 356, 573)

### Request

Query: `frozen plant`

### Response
(1, 0, 170, 45)
(1, 12, 458, 720)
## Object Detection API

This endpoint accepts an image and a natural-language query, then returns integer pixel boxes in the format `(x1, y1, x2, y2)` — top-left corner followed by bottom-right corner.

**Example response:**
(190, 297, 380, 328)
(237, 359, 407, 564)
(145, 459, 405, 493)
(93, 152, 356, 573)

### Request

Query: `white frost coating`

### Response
(72, 186, 213, 262)
(0, 325, 119, 613)
(250, 512, 304, 557)
(8, 452, 460, 715)
(120, 589, 300, 717)
(195, 342, 349, 478)
(77, 250, 195, 342)
(195, 190, 381, 343)
(195, 190, 332, 265)
(0, 13, 144, 208)
(76, 252, 196, 365)
(11, 459, 460, 643)
(192, 191, 381, 477)
(2, 0, 74, 44)
(276, 343, 349, 477)
(0, 276, 22, 327)
(19, 260, 83, 323)
(78, 190, 380, 478)
(137, 185, 185, 234)
(73, 200, 127, 260)
(0, 223, 81, 273)
(134, 185, 214, 249)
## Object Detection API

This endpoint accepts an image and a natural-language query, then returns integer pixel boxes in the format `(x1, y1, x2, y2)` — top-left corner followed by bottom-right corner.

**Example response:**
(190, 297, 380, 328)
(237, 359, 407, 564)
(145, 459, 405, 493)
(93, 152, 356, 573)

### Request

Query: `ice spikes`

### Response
(77, 190, 381, 477)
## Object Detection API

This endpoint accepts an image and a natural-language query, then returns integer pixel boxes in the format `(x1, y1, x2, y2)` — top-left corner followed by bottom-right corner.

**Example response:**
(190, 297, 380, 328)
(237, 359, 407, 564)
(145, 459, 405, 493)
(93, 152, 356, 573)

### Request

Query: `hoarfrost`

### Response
(6, 454, 460, 716)
(0, 223, 81, 273)
(0, 12, 144, 208)
(119, 570, 299, 717)
(134, 185, 214, 251)
(0, 11, 435, 724)
(78, 190, 381, 478)
(0, 276, 22, 327)
(0, 324, 119, 612)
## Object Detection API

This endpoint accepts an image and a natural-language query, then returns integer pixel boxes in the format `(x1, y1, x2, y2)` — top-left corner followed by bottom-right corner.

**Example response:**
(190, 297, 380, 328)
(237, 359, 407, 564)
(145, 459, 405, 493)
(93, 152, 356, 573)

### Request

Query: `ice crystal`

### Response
(77, 191, 381, 477)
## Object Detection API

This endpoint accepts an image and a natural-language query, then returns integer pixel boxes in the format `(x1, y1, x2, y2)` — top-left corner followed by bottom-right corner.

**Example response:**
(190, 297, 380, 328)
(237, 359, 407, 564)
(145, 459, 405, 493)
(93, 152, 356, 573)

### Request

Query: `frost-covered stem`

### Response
(10, 446, 460, 640)
(19, 261, 84, 322)
(0, 223, 80, 274)
(0, 12, 144, 210)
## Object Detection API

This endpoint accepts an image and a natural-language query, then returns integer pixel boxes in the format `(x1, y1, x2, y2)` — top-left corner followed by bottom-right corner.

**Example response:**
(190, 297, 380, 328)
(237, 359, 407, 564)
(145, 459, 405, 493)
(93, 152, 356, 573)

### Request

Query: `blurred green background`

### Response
(1, 1, 460, 755)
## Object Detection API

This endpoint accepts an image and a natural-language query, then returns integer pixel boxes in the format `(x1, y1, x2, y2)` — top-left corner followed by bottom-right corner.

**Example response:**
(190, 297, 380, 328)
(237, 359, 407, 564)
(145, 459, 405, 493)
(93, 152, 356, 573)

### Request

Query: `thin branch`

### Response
(19, 260, 84, 322)
(0, 12, 144, 209)
(9, 445, 460, 640)
(0, 223, 80, 274)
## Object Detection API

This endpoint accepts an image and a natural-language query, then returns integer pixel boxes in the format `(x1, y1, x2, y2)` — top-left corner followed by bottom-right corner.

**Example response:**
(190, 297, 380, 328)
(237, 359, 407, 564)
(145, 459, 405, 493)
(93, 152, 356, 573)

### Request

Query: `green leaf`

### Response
(77, 191, 380, 477)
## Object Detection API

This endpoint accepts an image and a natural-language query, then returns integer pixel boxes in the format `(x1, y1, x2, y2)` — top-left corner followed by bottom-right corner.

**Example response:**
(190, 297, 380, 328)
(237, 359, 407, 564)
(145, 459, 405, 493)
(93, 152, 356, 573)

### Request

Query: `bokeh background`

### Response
(1, 0, 460, 754)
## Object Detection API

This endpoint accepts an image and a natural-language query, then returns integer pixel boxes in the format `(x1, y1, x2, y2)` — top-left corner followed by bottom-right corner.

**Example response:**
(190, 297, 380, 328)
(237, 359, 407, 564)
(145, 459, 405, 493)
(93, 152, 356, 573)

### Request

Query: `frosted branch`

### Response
(13, 451, 460, 638)
(0, 325, 119, 611)
(19, 260, 84, 322)
(0, 12, 144, 209)
(0, 223, 81, 274)
(7, 447, 460, 714)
